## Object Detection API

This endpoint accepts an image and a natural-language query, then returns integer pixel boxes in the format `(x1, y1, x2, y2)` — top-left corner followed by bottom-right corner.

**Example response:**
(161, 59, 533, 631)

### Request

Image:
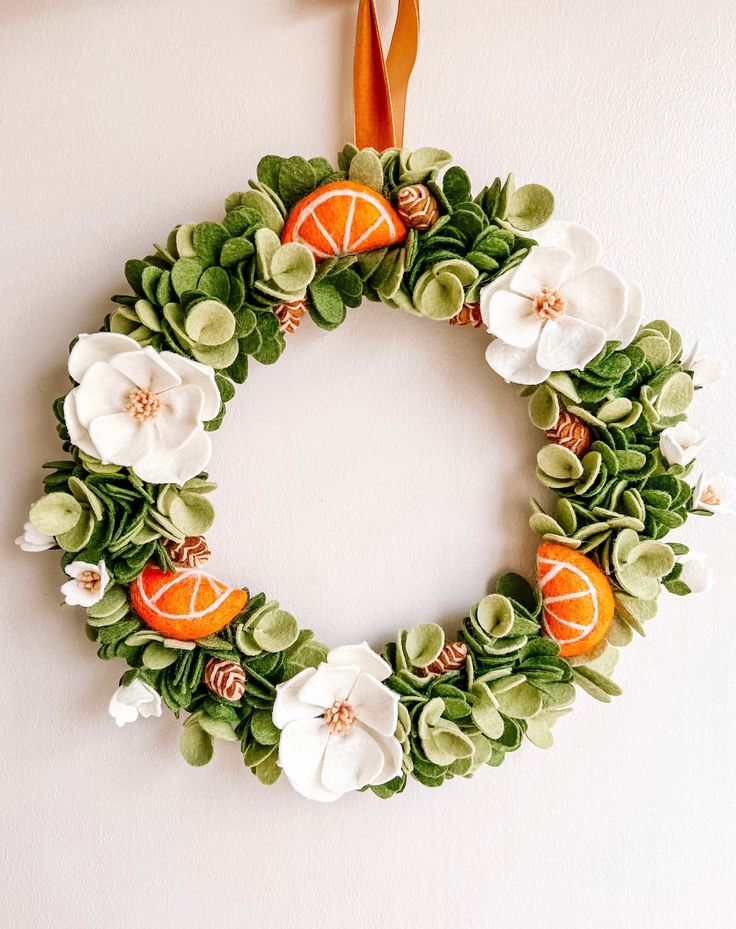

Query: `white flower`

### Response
(694, 471, 736, 514)
(272, 642, 401, 802)
(15, 521, 54, 552)
(64, 333, 221, 485)
(679, 552, 714, 594)
(682, 339, 723, 386)
(659, 422, 705, 466)
(481, 221, 634, 385)
(109, 679, 163, 727)
(61, 559, 110, 607)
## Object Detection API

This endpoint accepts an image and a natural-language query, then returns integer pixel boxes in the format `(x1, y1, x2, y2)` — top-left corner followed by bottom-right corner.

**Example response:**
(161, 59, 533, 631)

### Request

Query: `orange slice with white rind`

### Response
(281, 181, 407, 259)
(537, 542, 615, 658)
(130, 565, 247, 641)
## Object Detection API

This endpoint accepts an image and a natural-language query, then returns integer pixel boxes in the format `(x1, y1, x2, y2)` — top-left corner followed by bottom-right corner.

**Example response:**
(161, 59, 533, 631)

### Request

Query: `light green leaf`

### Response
(30, 492, 82, 536)
(405, 623, 445, 668)
(180, 723, 214, 766)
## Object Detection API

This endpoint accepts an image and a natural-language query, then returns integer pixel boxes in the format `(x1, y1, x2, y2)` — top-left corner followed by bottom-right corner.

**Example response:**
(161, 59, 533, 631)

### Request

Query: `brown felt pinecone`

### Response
(165, 535, 211, 568)
(449, 302, 484, 328)
(546, 411, 592, 458)
(275, 299, 306, 334)
(204, 659, 246, 701)
(396, 184, 439, 231)
(417, 642, 468, 677)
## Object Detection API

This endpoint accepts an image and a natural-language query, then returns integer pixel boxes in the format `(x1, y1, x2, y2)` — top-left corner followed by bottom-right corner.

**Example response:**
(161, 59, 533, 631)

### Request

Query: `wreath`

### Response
(16, 142, 728, 801)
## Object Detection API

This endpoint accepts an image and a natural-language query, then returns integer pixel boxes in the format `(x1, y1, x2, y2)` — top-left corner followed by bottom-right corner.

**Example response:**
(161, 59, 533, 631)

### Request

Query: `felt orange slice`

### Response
(130, 565, 247, 641)
(282, 181, 407, 259)
(537, 542, 615, 658)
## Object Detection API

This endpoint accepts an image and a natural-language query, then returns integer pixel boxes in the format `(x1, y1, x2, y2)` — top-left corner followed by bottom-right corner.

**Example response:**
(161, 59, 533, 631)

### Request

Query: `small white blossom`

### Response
(659, 422, 705, 466)
(109, 679, 163, 727)
(682, 340, 723, 386)
(15, 521, 54, 552)
(693, 472, 736, 514)
(61, 559, 110, 607)
(679, 553, 715, 594)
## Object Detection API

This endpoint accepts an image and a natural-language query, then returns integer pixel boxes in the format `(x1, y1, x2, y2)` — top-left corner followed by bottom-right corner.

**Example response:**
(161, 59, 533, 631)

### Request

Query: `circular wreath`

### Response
(17, 145, 728, 802)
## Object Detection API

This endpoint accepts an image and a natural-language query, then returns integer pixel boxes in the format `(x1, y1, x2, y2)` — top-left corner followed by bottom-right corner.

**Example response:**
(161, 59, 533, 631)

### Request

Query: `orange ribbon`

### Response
(353, 0, 420, 151)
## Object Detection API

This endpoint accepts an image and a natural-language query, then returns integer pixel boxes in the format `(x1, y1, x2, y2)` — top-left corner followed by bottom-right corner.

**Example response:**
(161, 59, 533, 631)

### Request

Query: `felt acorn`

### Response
(418, 641, 468, 677)
(275, 299, 307, 334)
(204, 658, 247, 701)
(546, 411, 592, 458)
(396, 184, 439, 231)
(165, 535, 211, 568)
(449, 302, 484, 328)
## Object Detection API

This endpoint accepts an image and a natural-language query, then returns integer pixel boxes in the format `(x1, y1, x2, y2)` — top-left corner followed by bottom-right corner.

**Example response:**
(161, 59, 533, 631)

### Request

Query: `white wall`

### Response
(2, 2, 735, 927)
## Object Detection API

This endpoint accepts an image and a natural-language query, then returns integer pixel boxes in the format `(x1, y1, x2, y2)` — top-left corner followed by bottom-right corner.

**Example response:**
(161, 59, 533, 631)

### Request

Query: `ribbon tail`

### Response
(353, 0, 396, 151)
(385, 0, 420, 148)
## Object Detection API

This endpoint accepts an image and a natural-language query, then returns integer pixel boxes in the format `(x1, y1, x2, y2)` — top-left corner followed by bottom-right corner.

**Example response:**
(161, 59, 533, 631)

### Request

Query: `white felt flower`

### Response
(682, 339, 723, 386)
(694, 471, 736, 514)
(15, 521, 54, 552)
(109, 679, 163, 727)
(659, 422, 705, 466)
(61, 559, 110, 607)
(272, 642, 401, 802)
(64, 333, 221, 486)
(679, 552, 715, 594)
(481, 222, 631, 384)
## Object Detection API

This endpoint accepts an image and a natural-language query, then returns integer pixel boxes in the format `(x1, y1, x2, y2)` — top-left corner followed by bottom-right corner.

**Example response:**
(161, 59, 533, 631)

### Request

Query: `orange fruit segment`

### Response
(537, 542, 615, 658)
(282, 181, 407, 259)
(130, 565, 247, 641)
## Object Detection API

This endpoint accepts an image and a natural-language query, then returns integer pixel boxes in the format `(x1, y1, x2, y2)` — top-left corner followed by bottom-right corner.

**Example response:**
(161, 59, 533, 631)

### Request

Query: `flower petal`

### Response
(160, 352, 221, 422)
(108, 680, 162, 727)
(132, 427, 212, 485)
(298, 664, 360, 708)
(61, 578, 101, 607)
(536, 316, 606, 372)
(320, 724, 386, 794)
(68, 332, 140, 384)
(680, 554, 715, 594)
(508, 246, 573, 299)
(559, 265, 627, 335)
(479, 268, 515, 327)
(484, 291, 542, 348)
(277, 717, 332, 793)
(154, 385, 205, 452)
(272, 668, 321, 729)
(15, 522, 54, 552)
(531, 221, 602, 279)
(485, 339, 550, 385)
(364, 726, 403, 786)
(63, 390, 98, 456)
(327, 642, 392, 681)
(74, 362, 135, 429)
(65, 560, 100, 579)
(89, 412, 153, 466)
(347, 672, 399, 736)
(111, 346, 181, 394)
(611, 281, 643, 348)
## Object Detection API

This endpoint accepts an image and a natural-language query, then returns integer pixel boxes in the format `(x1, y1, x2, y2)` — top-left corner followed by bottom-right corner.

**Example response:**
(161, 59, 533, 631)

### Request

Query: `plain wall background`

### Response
(2, 1, 735, 927)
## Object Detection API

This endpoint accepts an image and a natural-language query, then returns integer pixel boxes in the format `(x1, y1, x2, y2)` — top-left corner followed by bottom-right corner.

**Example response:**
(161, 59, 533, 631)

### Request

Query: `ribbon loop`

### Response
(353, 0, 420, 151)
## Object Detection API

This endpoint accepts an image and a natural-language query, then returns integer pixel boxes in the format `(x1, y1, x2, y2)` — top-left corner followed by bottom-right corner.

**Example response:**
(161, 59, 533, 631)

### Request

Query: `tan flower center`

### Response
(701, 485, 720, 506)
(78, 570, 102, 592)
(533, 288, 566, 320)
(126, 388, 160, 421)
(323, 701, 356, 735)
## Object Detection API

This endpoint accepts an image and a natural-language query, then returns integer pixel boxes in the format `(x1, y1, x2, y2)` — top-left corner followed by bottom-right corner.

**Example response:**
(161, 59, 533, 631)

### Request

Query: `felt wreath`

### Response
(17, 144, 728, 802)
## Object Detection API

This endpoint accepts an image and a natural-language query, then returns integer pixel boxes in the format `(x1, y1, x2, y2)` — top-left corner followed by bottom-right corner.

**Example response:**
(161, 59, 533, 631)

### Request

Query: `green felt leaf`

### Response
(270, 243, 316, 292)
(476, 594, 515, 637)
(257, 155, 286, 191)
(175, 223, 197, 258)
(529, 384, 560, 430)
(278, 156, 316, 209)
(414, 270, 464, 320)
(255, 227, 281, 280)
(495, 681, 543, 719)
(199, 716, 238, 741)
(470, 683, 505, 739)
(30, 492, 82, 536)
(193, 222, 229, 267)
(253, 609, 299, 652)
(308, 281, 345, 325)
(656, 371, 694, 417)
(507, 184, 555, 231)
(349, 149, 384, 192)
(192, 339, 239, 369)
(538, 444, 585, 481)
(407, 148, 452, 174)
(405, 623, 445, 667)
(442, 166, 472, 205)
(250, 710, 280, 746)
(142, 641, 178, 670)
(235, 190, 284, 234)
(184, 300, 236, 346)
(168, 493, 215, 535)
(171, 258, 204, 297)
(57, 507, 95, 551)
(180, 723, 214, 767)
(198, 266, 230, 303)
